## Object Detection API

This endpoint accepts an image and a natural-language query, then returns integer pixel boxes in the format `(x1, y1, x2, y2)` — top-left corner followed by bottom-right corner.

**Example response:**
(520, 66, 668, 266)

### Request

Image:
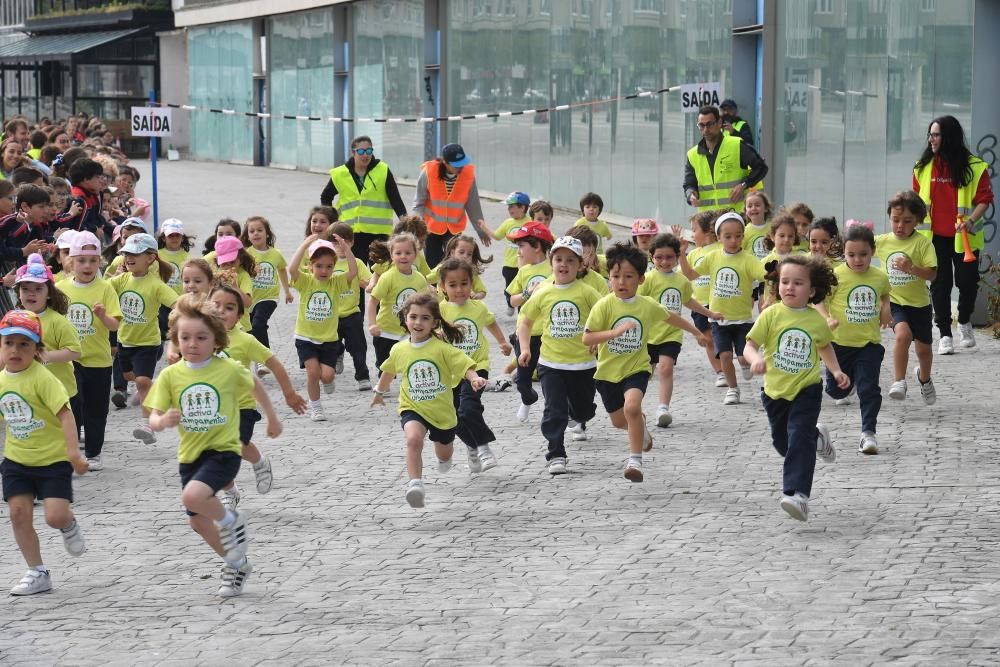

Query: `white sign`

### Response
(785, 83, 808, 112)
(130, 107, 172, 137)
(679, 82, 722, 113)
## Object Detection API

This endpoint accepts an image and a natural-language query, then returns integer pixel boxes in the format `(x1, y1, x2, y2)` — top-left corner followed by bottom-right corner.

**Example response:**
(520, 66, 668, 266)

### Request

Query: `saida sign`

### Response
(130, 107, 172, 137)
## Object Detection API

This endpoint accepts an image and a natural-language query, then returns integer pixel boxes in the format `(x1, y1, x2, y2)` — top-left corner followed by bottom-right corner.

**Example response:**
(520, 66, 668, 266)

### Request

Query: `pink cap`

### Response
(69, 231, 101, 257)
(214, 236, 244, 264)
(308, 239, 336, 258)
(631, 218, 659, 236)
(14, 254, 54, 284)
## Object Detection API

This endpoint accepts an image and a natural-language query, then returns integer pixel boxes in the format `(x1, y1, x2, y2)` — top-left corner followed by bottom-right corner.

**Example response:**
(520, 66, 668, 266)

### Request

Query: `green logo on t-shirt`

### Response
(167, 262, 181, 287)
(658, 287, 683, 314)
(0, 391, 44, 439)
(845, 285, 878, 323)
(454, 317, 480, 356)
(885, 252, 914, 287)
(179, 383, 226, 432)
(67, 302, 96, 337)
(523, 274, 547, 299)
(393, 288, 418, 314)
(305, 291, 333, 321)
(773, 327, 813, 374)
(549, 300, 582, 339)
(607, 316, 643, 354)
(406, 360, 446, 402)
(120, 290, 146, 324)
(713, 267, 741, 298)
(253, 262, 276, 290)
(752, 237, 768, 258)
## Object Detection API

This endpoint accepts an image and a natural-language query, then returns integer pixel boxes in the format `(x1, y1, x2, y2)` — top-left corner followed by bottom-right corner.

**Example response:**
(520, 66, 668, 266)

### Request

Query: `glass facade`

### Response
(771, 0, 975, 230)
(188, 22, 254, 164)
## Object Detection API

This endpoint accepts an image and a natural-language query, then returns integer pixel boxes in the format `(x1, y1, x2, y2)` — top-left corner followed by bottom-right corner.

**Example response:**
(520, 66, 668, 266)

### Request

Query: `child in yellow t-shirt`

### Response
(744, 255, 848, 522)
(759, 214, 805, 310)
(475, 191, 529, 313)
(425, 234, 489, 300)
(672, 212, 724, 386)
(328, 223, 373, 390)
(584, 244, 707, 482)
(371, 292, 485, 508)
(576, 191, 613, 252)
(241, 215, 292, 356)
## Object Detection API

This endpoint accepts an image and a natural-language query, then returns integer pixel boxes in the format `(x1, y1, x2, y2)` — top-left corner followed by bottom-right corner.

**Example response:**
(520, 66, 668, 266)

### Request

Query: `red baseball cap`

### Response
(506, 221, 554, 244)
(0, 310, 42, 343)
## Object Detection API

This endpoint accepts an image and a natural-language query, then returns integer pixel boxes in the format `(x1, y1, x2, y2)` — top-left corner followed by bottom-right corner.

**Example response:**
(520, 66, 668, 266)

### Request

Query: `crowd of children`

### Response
(0, 164, 959, 601)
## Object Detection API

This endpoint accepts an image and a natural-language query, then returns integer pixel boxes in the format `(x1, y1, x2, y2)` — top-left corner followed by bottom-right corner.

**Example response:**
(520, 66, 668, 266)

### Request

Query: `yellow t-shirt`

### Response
(520, 280, 601, 369)
(585, 293, 666, 382)
(144, 356, 254, 463)
(158, 248, 190, 294)
(291, 272, 349, 343)
(638, 269, 692, 344)
(545, 269, 608, 296)
(379, 336, 475, 429)
(440, 299, 495, 372)
(507, 260, 552, 336)
(0, 361, 71, 467)
(694, 249, 765, 322)
(746, 302, 832, 401)
(37, 309, 81, 398)
(828, 264, 890, 348)
(334, 257, 371, 317)
(874, 232, 936, 308)
(109, 272, 178, 347)
(219, 327, 272, 409)
(373, 254, 432, 280)
(743, 222, 770, 260)
(58, 277, 121, 367)
(426, 265, 488, 299)
(574, 217, 612, 251)
(497, 216, 530, 267)
(687, 243, 719, 305)
(247, 247, 287, 304)
(370, 266, 429, 340)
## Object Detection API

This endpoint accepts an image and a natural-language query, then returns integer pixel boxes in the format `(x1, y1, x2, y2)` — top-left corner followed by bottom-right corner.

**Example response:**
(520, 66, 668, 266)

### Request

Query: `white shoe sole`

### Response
(623, 465, 643, 482)
(405, 486, 425, 508)
(780, 497, 808, 521)
(656, 412, 672, 428)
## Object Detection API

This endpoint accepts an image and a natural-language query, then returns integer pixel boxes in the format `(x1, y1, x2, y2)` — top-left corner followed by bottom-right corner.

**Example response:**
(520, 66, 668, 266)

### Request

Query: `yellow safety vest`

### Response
(330, 161, 395, 235)
(913, 157, 989, 252)
(687, 135, 752, 213)
(26, 147, 41, 161)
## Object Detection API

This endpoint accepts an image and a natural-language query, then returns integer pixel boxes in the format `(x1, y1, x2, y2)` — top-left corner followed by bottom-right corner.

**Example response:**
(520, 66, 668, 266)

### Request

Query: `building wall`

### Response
(159, 30, 191, 154)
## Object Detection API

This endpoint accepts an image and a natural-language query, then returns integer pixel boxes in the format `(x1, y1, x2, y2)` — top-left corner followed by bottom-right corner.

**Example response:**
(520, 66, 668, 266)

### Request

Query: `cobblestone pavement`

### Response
(1, 161, 998, 665)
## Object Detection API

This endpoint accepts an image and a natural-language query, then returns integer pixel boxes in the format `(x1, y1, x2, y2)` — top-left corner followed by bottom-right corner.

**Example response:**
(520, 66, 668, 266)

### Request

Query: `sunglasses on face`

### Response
(354, 147, 374, 156)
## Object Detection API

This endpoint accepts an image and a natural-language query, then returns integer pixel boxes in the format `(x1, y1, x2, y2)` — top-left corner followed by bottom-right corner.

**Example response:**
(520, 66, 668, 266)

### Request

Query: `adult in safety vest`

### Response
(720, 98, 754, 148)
(683, 106, 767, 215)
(320, 135, 407, 262)
(412, 143, 492, 268)
(912, 115, 994, 354)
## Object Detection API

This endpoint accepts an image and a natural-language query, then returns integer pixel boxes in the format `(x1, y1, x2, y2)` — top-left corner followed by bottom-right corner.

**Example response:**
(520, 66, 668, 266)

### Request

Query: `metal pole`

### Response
(149, 89, 159, 234)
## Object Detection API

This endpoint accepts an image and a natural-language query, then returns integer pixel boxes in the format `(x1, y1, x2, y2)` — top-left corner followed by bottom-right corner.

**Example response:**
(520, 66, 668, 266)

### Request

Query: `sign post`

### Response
(130, 92, 172, 234)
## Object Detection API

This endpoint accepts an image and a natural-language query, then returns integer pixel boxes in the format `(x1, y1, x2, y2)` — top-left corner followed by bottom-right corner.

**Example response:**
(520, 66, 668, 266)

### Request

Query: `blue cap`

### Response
(120, 233, 158, 255)
(441, 143, 471, 167)
(504, 191, 530, 206)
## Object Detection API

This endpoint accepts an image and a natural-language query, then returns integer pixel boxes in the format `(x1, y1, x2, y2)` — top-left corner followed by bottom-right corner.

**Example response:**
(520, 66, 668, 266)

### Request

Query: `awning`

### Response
(0, 29, 142, 63)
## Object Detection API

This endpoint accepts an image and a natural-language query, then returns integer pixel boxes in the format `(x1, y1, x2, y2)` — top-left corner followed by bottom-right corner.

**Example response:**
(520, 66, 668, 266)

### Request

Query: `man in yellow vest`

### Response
(683, 105, 767, 214)
(320, 135, 407, 262)
(720, 99, 754, 148)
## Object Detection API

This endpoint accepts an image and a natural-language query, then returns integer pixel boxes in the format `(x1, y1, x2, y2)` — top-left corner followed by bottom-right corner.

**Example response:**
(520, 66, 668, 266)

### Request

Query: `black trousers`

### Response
(424, 232, 455, 269)
(352, 231, 389, 267)
(538, 365, 597, 461)
(373, 336, 399, 375)
(454, 369, 495, 450)
(336, 312, 370, 380)
(930, 234, 980, 336)
(72, 363, 112, 458)
(250, 300, 279, 349)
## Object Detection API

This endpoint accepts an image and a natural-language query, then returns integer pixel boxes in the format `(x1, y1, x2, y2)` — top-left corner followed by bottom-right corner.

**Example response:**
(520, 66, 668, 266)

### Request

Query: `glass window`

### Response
(76, 64, 153, 98)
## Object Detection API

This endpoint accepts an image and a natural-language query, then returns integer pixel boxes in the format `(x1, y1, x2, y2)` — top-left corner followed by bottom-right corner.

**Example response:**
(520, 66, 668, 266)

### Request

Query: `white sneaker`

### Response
(405, 481, 425, 508)
(437, 457, 453, 473)
(335, 356, 344, 375)
(740, 364, 753, 381)
(547, 457, 567, 475)
(477, 445, 497, 471)
(517, 403, 531, 422)
(714, 372, 728, 388)
(506, 306, 515, 316)
(937, 335, 954, 355)
(723, 387, 740, 405)
(357, 378, 372, 391)
(221, 486, 241, 511)
(834, 385, 856, 406)
(218, 510, 250, 566)
(859, 432, 878, 455)
(322, 378, 336, 394)
(128, 381, 141, 406)
(218, 558, 252, 597)
(780, 492, 809, 521)
(252, 457, 273, 494)
(916, 367, 936, 405)
(623, 459, 644, 482)
(133, 423, 156, 444)
(888, 380, 907, 400)
(655, 406, 672, 428)
(309, 407, 327, 422)
(255, 363, 270, 378)
(816, 423, 835, 463)
(86, 455, 103, 472)
(958, 322, 976, 348)
(467, 448, 482, 473)
(642, 427, 653, 452)
(10, 569, 51, 596)
(61, 520, 86, 557)
(568, 422, 588, 441)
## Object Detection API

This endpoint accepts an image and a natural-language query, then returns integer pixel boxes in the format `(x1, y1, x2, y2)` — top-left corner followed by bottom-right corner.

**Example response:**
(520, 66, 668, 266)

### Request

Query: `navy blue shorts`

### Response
(400, 410, 456, 444)
(239, 408, 261, 445)
(295, 339, 343, 369)
(711, 322, 752, 358)
(178, 449, 242, 516)
(691, 310, 712, 332)
(1, 458, 73, 502)
(890, 303, 933, 345)
(648, 341, 681, 363)
(118, 345, 158, 379)
(595, 372, 650, 414)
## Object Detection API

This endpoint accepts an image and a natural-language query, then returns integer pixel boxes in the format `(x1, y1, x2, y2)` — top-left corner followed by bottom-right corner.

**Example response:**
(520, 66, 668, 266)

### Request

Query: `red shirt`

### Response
(912, 156, 994, 237)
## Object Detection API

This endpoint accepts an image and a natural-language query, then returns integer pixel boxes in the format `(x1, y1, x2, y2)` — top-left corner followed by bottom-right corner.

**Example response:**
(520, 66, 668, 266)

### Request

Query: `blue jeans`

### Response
(511, 333, 542, 406)
(825, 342, 884, 434)
(538, 365, 596, 461)
(761, 382, 822, 497)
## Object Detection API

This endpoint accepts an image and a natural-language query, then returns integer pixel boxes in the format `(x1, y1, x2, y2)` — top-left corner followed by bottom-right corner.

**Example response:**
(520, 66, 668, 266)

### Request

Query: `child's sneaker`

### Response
(937, 335, 954, 355)
(437, 457, 453, 473)
(133, 423, 156, 444)
(466, 447, 482, 473)
(816, 423, 835, 463)
(10, 569, 51, 596)
(915, 367, 936, 405)
(887, 380, 907, 400)
(61, 520, 86, 557)
(642, 427, 653, 452)
(111, 389, 128, 409)
(218, 558, 252, 597)
(477, 445, 498, 471)
(335, 356, 344, 375)
(958, 322, 976, 349)
(547, 457, 567, 475)
(859, 431, 878, 455)
(309, 407, 327, 422)
(405, 480, 425, 508)
(623, 459, 643, 482)
(357, 378, 372, 391)
(834, 385, 857, 406)
(517, 403, 531, 423)
(322, 379, 336, 394)
(221, 485, 241, 511)
(86, 455, 103, 472)
(714, 372, 728, 387)
(218, 510, 250, 566)
(655, 406, 672, 428)
(723, 387, 740, 405)
(255, 363, 271, 378)
(780, 492, 809, 521)
(740, 364, 754, 381)
(488, 376, 513, 392)
(252, 457, 273, 494)
(568, 421, 588, 441)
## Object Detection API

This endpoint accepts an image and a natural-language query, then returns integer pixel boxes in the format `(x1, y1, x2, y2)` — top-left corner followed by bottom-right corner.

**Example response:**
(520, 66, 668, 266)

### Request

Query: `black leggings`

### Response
(424, 232, 455, 269)
(930, 233, 980, 336)
(72, 363, 112, 458)
(250, 300, 279, 349)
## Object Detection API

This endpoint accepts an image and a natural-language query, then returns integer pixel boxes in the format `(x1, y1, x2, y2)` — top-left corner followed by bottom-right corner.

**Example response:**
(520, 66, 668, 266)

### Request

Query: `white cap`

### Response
(714, 211, 745, 235)
(161, 218, 184, 235)
(550, 236, 584, 258)
(55, 229, 78, 250)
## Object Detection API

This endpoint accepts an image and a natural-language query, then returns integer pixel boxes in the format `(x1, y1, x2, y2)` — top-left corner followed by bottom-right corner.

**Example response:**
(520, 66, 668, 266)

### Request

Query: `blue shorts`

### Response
(118, 345, 158, 379)
(595, 372, 650, 414)
(691, 310, 711, 332)
(1, 459, 73, 502)
(711, 322, 753, 358)
(890, 303, 933, 345)
(295, 339, 343, 369)
(400, 410, 455, 444)
(239, 408, 261, 445)
(178, 449, 242, 516)
(648, 341, 681, 363)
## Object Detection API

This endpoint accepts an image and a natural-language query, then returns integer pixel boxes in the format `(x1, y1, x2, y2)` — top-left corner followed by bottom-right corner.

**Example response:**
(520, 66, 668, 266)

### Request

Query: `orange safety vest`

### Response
(422, 160, 475, 235)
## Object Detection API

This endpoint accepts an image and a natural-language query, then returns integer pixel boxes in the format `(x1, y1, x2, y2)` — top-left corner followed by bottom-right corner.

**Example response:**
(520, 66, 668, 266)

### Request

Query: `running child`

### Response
(109, 233, 178, 442)
(368, 214, 433, 287)
(438, 258, 511, 473)
(759, 214, 803, 310)
(104, 217, 149, 276)
(808, 217, 844, 265)
(517, 236, 601, 474)
(371, 292, 486, 508)
(672, 211, 724, 387)
(0, 310, 89, 596)
(787, 202, 814, 253)
(52, 229, 76, 282)
(181, 258, 215, 297)
(327, 222, 372, 390)
(146, 294, 279, 597)
(240, 215, 292, 359)
(576, 192, 613, 252)
(212, 236, 256, 332)
(814, 223, 891, 454)
(583, 243, 707, 482)
(201, 217, 241, 260)
(876, 191, 938, 404)
(475, 191, 530, 313)
(530, 200, 554, 227)
(565, 225, 611, 294)
(157, 218, 193, 295)
(297, 206, 337, 273)
(290, 235, 357, 421)
(743, 190, 774, 260)
(630, 218, 659, 272)
(744, 255, 847, 522)
(426, 234, 490, 300)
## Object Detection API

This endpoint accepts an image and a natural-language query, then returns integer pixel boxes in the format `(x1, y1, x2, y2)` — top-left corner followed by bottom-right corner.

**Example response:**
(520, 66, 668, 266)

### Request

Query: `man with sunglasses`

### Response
(683, 105, 767, 214)
(321, 135, 408, 262)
